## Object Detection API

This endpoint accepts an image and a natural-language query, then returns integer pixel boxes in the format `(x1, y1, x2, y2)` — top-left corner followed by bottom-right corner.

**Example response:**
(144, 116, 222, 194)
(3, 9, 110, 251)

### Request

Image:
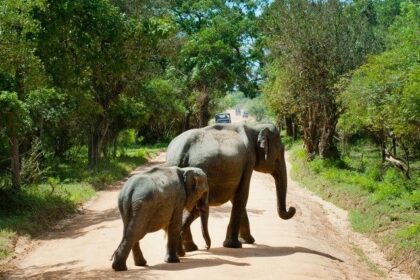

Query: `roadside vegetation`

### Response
(286, 138, 419, 278)
(0, 142, 163, 261)
(261, 2, 419, 277)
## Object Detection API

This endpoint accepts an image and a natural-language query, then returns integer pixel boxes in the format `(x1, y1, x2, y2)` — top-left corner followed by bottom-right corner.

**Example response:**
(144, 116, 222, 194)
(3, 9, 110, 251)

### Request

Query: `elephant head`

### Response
(183, 167, 211, 249)
(253, 124, 296, 220)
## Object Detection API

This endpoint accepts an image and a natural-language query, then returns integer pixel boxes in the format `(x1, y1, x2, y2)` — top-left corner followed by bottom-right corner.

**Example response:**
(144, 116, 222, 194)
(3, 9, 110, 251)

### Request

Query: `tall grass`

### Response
(0, 144, 164, 262)
(287, 140, 419, 278)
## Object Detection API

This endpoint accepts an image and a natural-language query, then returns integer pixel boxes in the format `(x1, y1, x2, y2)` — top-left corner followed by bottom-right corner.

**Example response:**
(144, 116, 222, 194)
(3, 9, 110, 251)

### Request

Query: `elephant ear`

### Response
(258, 128, 270, 160)
(183, 169, 196, 198)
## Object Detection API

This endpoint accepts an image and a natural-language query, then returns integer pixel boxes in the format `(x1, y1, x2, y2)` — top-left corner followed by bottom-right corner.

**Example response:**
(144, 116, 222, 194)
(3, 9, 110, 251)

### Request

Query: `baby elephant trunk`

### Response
(198, 191, 211, 249)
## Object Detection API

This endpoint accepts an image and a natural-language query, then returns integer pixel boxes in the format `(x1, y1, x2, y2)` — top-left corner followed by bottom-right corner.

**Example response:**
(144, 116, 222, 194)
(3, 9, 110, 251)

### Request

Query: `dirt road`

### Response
(1, 150, 413, 280)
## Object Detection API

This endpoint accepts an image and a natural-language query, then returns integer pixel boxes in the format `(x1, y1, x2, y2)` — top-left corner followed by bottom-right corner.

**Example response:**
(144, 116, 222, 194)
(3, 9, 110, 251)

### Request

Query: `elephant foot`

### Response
(177, 246, 186, 257)
(239, 234, 255, 244)
(183, 241, 198, 252)
(134, 259, 147, 267)
(112, 259, 128, 271)
(165, 254, 180, 263)
(223, 239, 242, 248)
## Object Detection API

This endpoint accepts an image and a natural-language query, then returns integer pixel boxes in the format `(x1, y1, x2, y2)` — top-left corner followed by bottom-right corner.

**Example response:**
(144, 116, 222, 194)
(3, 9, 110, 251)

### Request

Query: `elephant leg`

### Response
(223, 168, 252, 249)
(239, 210, 255, 244)
(112, 206, 147, 271)
(177, 234, 186, 257)
(165, 209, 182, 263)
(112, 239, 130, 271)
(182, 208, 199, 252)
(112, 218, 140, 271)
(132, 241, 147, 266)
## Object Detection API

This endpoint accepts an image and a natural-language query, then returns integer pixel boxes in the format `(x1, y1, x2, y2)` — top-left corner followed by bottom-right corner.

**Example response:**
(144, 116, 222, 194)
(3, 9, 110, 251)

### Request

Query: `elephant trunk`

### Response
(198, 191, 211, 249)
(273, 156, 296, 220)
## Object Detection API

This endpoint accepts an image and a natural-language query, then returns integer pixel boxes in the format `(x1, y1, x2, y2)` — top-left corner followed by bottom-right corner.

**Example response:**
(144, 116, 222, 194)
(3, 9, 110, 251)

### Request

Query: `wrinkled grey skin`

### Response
(166, 123, 295, 250)
(111, 167, 210, 271)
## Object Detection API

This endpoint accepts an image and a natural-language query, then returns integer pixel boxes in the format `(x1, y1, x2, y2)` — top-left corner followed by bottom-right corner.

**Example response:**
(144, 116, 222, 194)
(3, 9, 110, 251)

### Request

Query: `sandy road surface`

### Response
(1, 113, 413, 279)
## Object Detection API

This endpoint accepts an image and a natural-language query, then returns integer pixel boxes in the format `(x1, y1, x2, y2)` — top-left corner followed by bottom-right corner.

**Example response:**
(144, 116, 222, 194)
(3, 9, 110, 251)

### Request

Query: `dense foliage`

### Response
(262, 2, 419, 275)
(262, 0, 386, 158)
(0, 0, 260, 189)
(261, 0, 419, 172)
(338, 2, 420, 175)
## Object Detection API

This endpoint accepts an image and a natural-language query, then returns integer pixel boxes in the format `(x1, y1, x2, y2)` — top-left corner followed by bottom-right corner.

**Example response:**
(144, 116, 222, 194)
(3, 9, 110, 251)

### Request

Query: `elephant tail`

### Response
(110, 250, 117, 261)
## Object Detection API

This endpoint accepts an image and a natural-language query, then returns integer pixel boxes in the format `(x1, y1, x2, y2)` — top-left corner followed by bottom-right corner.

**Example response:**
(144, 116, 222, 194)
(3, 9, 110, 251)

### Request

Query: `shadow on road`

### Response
(208, 244, 344, 262)
(2, 263, 157, 280)
(1, 257, 249, 279)
(1, 246, 342, 279)
(37, 207, 120, 241)
(210, 204, 265, 218)
(150, 256, 249, 271)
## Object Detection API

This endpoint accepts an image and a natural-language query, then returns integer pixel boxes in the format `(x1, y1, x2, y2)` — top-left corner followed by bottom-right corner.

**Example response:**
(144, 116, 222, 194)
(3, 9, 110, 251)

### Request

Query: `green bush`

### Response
(118, 129, 137, 147)
(373, 183, 401, 202)
(288, 140, 419, 278)
(365, 162, 383, 181)
(88, 172, 114, 190)
(407, 190, 420, 210)
(309, 159, 324, 174)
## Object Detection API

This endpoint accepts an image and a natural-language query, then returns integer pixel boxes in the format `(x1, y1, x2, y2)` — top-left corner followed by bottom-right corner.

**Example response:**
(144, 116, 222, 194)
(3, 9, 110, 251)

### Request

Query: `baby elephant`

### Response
(112, 166, 210, 271)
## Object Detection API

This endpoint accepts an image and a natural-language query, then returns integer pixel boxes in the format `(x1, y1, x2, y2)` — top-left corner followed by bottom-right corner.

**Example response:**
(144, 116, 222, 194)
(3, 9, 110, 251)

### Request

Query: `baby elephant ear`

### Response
(183, 169, 196, 196)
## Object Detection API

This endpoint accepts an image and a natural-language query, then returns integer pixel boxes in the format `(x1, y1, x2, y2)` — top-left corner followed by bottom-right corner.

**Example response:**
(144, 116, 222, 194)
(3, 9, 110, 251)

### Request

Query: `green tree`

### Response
(338, 1, 420, 175)
(26, 88, 94, 158)
(137, 77, 186, 143)
(170, 0, 260, 127)
(35, 0, 172, 167)
(0, 0, 46, 188)
(262, 0, 382, 158)
(0, 92, 30, 189)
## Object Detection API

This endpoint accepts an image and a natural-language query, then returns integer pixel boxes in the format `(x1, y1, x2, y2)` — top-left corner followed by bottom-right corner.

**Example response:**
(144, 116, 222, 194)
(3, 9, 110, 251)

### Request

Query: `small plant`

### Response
(20, 139, 48, 186)
(47, 177, 60, 194)
(89, 171, 114, 190)
(309, 158, 324, 174)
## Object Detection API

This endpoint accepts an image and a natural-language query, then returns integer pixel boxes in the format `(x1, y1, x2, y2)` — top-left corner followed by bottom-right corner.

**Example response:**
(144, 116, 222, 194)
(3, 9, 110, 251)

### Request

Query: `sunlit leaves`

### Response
(338, 1, 420, 142)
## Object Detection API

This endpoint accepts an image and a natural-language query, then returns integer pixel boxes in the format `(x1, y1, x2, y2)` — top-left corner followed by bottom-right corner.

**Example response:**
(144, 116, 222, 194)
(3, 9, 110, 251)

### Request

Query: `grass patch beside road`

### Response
(287, 141, 419, 278)
(0, 145, 164, 263)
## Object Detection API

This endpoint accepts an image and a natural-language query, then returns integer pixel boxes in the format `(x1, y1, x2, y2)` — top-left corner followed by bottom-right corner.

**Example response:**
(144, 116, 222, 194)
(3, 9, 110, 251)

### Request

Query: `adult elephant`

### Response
(166, 123, 296, 250)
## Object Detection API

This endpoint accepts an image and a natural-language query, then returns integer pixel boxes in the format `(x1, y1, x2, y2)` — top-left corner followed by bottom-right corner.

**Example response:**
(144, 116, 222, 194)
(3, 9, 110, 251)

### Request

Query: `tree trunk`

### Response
(391, 136, 397, 156)
(88, 116, 109, 168)
(318, 119, 339, 159)
(318, 124, 339, 159)
(197, 93, 210, 128)
(88, 134, 99, 169)
(292, 119, 298, 140)
(10, 135, 20, 190)
(377, 132, 386, 163)
(400, 140, 411, 179)
(300, 104, 321, 158)
(318, 102, 339, 159)
(10, 67, 25, 190)
(112, 132, 118, 158)
(284, 116, 293, 137)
